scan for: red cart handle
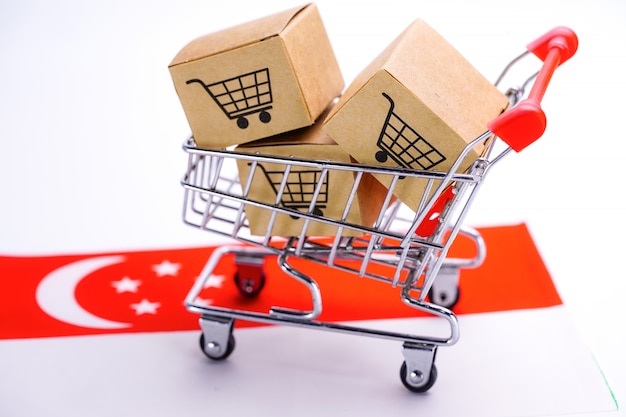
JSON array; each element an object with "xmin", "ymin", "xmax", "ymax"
[{"xmin": 487, "ymin": 27, "xmax": 578, "ymax": 152}]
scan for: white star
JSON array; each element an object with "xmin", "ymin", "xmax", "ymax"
[
  {"xmin": 130, "ymin": 299, "xmax": 161, "ymax": 315},
  {"xmin": 203, "ymin": 274, "xmax": 226, "ymax": 289},
  {"xmin": 152, "ymin": 260, "xmax": 181, "ymax": 277},
  {"xmin": 111, "ymin": 277, "xmax": 141, "ymax": 293}
]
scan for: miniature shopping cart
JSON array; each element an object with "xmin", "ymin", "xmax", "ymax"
[
  {"xmin": 375, "ymin": 92, "xmax": 447, "ymax": 170},
  {"xmin": 255, "ymin": 163, "xmax": 328, "ymax": 217},
  {"xmin": 179, "ymin": 27, "xmax": 577, "ymax": 392},
  {"xmin": 187, "ymin": 68, "xmax": 272, "ymax": 129}
]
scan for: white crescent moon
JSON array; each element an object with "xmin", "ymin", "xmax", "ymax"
[{"xmin": 36, "ymin": 255, "xmax": 132, "ymax": 329}]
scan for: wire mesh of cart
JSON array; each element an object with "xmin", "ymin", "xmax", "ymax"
[
  {"xmin": 179, "ymin": 27, "xmax": 578, "ymax": 393},
  {"xmin": 186, "ymin": 68, "xmax": 273, "ymax": 129}
]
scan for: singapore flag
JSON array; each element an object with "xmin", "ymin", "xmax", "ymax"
[{"xmin": 0, "ymin": 224, "xmax": 617, "ymax": 417}]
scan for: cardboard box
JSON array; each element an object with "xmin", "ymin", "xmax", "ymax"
[
  {"xmin": 235, "ymin": 118, "xmax": 390, "ymax": 237},
  {"xmin": 169, "ymin": 3, "xmax": 344, "ymax": 149},
  {"xmin": 323, "ymin": 19, "xmax": 509, "ymax": 211}
]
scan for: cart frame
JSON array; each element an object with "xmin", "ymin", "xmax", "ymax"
[{"xmin": 178, "ymin": 27, "xmax": 578, "ymax": 392}]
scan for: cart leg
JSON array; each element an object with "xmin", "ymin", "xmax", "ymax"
[
  {"xmin": 400, "ymin": 342, "xmax": 438, "ymax": 392},
  {"xmin": 198, "ymin": 315, "xmax": 236, "ymax": 361},
  {"xmin": 428, "ymin": 265, "xmax": 461, "ymax": 309},
  {"xmin": 269, "ymin": 252, "xmax": 322, "ymax": 320}
]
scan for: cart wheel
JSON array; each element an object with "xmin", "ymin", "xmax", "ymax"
[
  {"xmin": 199, "ymin": 332, "xmax": 236, "ymax": 361},
  {"xmin": 428, "ymin": 286, "xmax": 460, "ymax": 309},
  {"xmin": 259, "ymin": 110, "xmax": 271, "ymax": 124},
  {"xmin": 234, "ymin": 271, "xmax": 266, "ymax": 297},
  {"xmin": 312, "ymin": 206, "xmax": 324, "ymax": 216},
  {"xmin": 237, "ymin": 116, "xmax": 249, "ymax": 129},
  {"xmin": 375, "ymin": 150, "xmax": 388, "ymax": 163},
  {"xmin": 400, "ymin": 362, "xmax": 438, "ymax": 393}
]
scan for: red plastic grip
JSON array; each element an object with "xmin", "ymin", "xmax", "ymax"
[
  {"xmin": 487, "ymin": 27, "xmax": 578, "ymax": 152},
  {"xmin": 415, "ymin": 185, "xmax": 456, "ymax": 237}
]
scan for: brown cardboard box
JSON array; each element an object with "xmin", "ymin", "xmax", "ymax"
[
  {"xmin": 323, "ymin": 19, "xmax": 509, "ymax": 211},
  {"xmin": 235, "ymin": 120, "xmax": 390, "ymax": 237},
  {"xmin": 169, "ymin": 3, "xmax": 344, "ymax": 149}
]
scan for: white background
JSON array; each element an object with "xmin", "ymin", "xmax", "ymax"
[{"xmin": 1, "ymin": 0, "xmax": 625, "ymax": 415}]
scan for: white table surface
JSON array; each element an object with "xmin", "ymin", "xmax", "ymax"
[{"xmin": 1, "ymin": 0, "xmax": 624, "ymax": 415}]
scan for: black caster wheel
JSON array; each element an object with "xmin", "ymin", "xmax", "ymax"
[
  {"xmin": 199, "ymin": 332, "xmax": 236, "ymax": 361},
  {"xmin": 428, "ymin": 286, "xmax": 460, "ymax": 309},
  {"xmin": 234, "ymin": 271, "xmax": 266, "ymax": 298},
  {"xmin": 400, "ymin": 362, "xmax": 438, "ymax": 393}
]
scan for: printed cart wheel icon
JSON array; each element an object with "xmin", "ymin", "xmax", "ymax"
[
  {"xmin": 375, "ymin": 93, "xmax": 446, "ymax": 170},
  {"xmin": 187, "ymin": 68, "xmax": 273, "ymax": 129},
  {"xmin": 254, "ymin": 163, "xmax": 328, "ymax": 218}
]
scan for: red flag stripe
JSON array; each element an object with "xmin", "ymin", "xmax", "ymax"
[{"xmin": 0, "ymin": 223, "xmax": 560, "ymax": 340}]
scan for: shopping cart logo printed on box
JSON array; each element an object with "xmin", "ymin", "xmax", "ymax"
[
  {"xmin": 375, "ymin": 93, "xmax": 446, "ymax": 170},
  {"xmin": 254, "ymin": 163, "xmax": 328, "ymax": 218},
  {"xmin": 187, "ymin": 68, "xmax": 273, "ymax": 129}
]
